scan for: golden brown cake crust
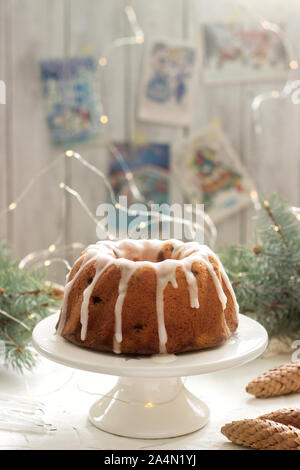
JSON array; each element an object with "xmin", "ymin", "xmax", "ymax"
[{"xmin": 56, "ymin": 240, "xmax": 239, "ymax": 355}]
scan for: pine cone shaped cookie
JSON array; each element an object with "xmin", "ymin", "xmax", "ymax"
[
  {"xmin": 259, "ymin": 408, "xmax": 300, "ymax": 429},
  {"xmin": 246, "ymin": 362, "xmax": 300, "ymax": 398},
  {"xmin": 221, "ymin": 418, "xmax": 300, "ymax": 450}
]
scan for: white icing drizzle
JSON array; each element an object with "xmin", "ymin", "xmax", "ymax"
[
  {"xmin": 151, "ymin": 353, "xmax": 177, "ymax": 363},
  {"xmin": 80, "ymin": 256, "xmax": 111, "ymax": 341},
  {"xmin": 113, "ymin": 261, "xmax": 136, "ymax": 353},
  {"xmin": 155, "ymin": 260, "xmax": 178, "ymax": 353},
  {"xmin": 202, "ymin": 254, "xmax": 227, "ymax": 311},
  {"xmin": 156, "ymin": 280, "xmax": 168, "ymax": 354},
  {"xmin": 57, "ymin": 239, "xmax": 239, "ymax": 354},
  {"xmin": 182, "ymin": 264, "xmax": 199, "ymax": 309},
  {"xmin": 57, "ymin": 248, "xmax": 99, "ymax": 335},
  {"xmin": 215, "ymin": 254, "xmax": 240, "ymax": 316}
]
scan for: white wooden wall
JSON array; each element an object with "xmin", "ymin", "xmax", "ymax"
[{"xmin": 1, "ymin": 0, "xmax": 300, "ymax": 262}]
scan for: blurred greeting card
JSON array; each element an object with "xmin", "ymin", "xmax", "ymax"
[
  {"xmin": 202, "ymin": 23, "xmax": 288, "ymax": 84},
  {"xmin": 40, "ymin": 56, "xmax": 102, "ymax": 146},
  {"xmin": 172, "ymin": 126, "xmax": 255, "ymax": 223},
  {"xmin": 139, "ymin": 38, "xmax": 199, "ymax": 126},
  {"xmin": 108, "ymin": 143, "xmax": 170, "ymax": 206}
]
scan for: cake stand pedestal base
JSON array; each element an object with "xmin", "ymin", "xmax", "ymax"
[
  {"xmin": 89, "ymin": 377, "xmax": 209, "ymax": 438},
  {"xmin": 32, "ymin": 313, "xmax": 268, "ymax": 439}
]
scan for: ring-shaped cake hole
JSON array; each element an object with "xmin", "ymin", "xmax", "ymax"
[{"xmin": 114, "ymin": 239, "xmax": 178, "ymax": 263}]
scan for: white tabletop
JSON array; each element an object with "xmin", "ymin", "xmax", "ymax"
[{"xmin": 0, "ymin": 352, "xmax": 297, "ymax": 450}]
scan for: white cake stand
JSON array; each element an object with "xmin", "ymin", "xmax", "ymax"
[{"xmin": 32, "ymin": 313, "xmax": 268, "ymax": 439}]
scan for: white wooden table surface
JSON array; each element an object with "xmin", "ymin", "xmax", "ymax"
[{"xmin": 0, "ymin": 352, "xmax": 297, "ymax": 450}]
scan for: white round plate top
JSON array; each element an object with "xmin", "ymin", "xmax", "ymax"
[{"xmin": 32, "ymin": 313, "xmax": 268, "ymax": 378}]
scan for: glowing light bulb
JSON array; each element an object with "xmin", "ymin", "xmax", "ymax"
[
  {"xmin": 48, "ymin": 244, "xmax": 56, "ymax": 253},
  {"xmin": 136, "ymin": 35, "xmax": 144, "ymax": 44},
  {"xmin": 59, "ymin": 182, "xmax": 65, "ymax": 189},
  {"xmin": 290, "ymin": 60, "xmax": 299, "ymax": 70},
  {"xmin": 44, "ymin": 259, "xmax": 51, "ymax": 267},
  {"xmin": 65, "ymin": 149, "xmax": 74, "ymax": 158},
  {"xmin": 100, "ymin": 115, "xmax": 108, "ymax": 124},
  {"xmin": 261, "ymin": 20, "xmax": 271, "ymax": 30},
  {"xmin": 272, "ymin": 90, "xmax": 280, "ymax": 98},
  {"xmin": 139, "ymin": 221, "xmax": 146, "ymax": 229},
  {"xmin": 8, "ymin": 202, "xmax": 17, "ymax": 211},
  {"xmin": 145, "ymin": 402, "xmax": 153, "ymax": 408},
  {"xmin": 98, "ymin": 57, "xmax": 107, "ymax": 67},
  {"xmin": 274, "ymin": 225, "xmax": 279, "ymax": 232}
]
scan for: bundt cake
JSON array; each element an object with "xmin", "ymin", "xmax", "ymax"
[{"xmin": 56, "ymin": 239, "xmax": 239, "ymax": 355}]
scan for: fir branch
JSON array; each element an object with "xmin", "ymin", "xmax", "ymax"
[
  {"xmin": 0, "ymin": 308, "xmax": 31, "ymax": 331},
  {"xmin": 0, "ymin": 243, "xmax": 62, "ymax": 373},
  {"xmin": 263, "ymin": 200, "xmax": 288, "ymax": 247},
  {"xmin": 219, "ymin": 195, "xmax": 300, "ymax": 338}
]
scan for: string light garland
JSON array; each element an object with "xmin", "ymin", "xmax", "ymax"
[
  {"xmin": 249, "ymin": 14, "xmax": 300, "ymax": 134},
  {"xmin": 7, "ymin": 4, "xmax": 291, "ymax": 271},
  {"xmin": 0, "ymin": 155, "xmax": 62, "ymax": 218},
  {"xmin": 223, "ymin": 4, "xmax": 300, "ymax": 134},
  {"xmin": 97, "ymin": 5, "xmax": 147, "ymax": 205},
  {"xmin": 2, "ymin": 0, "xmax": 218, "ymax": 272},
  {"xmin": 12, "ymin": 142, "xmax": 217, "ymax": 270},
  {"xmin": 1, "ymin": 5, "xmax": 149, "ymax": 270},
  {"xmin": 7, "ymin": 140, "xmax": 216, "ymax": 271},
  {"xmin": 18, "ymin": 242, "xmax": 84, "ymax": 271},
  {"xmin": 98, "ymin": 4, "xmax": 144, "ymax": 71},
  {"xmin": 8, "ymin": 3, "xmax": 282, "ymax": 263},
  {"xmin": 1, "ymin": 4, "xmax": 152, "ymax": 271},
  {"xmin": 5, "ymin": 6, "xmax": 145, "ymax": 224},
  {"xmin": 60, "ymin": 149, "xmax": 216, "ymax": 244}
]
